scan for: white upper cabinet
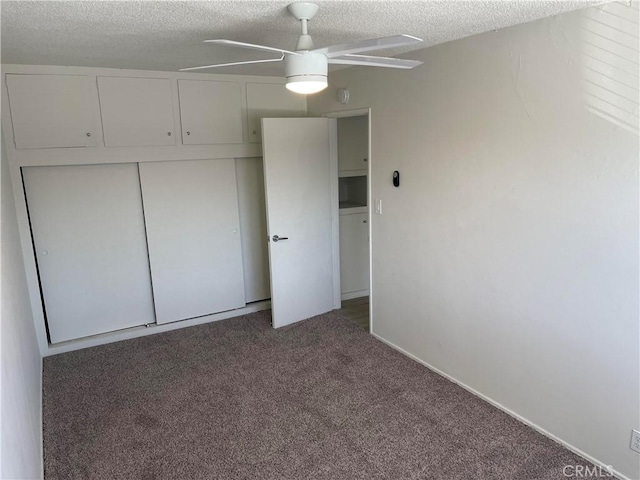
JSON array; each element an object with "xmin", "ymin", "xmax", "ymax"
[
  {"xmin": 97, "ymin": 76, "xmax": 176, "ymax": 147},
  {"xmin": 6, "ymin": 74, "xmax": 97, "ymax": 149},
  {"xmin": 246, "ymin": 83, "xmax": 306, "ymax": 143},
  {"xmin": 337, "ymin": 115, "xmax": 368, "ymax": 174},
  {"xmin": 178, "ymin": 80, "xmax": 244, "ymax": 145}
]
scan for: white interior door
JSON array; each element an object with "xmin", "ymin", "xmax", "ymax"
[
  {"xmin": 261, "ymin": 117, "xmax": 339, "ymax": 328},
  {"xmin": 138, "ymin": 159, "xmax": 246, "ymax": 324},
  {"xmin": 22, "ymin": 163, "xmax": 156, "ymax": 343}
]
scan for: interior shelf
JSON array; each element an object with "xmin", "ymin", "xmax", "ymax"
[
  {"xmin": 339, "ymin": 175, "xmax": 367, "ymax": 210},
  {"xmin": 339, "ymin": 169, "xmax": 367, "ymax": 178},
  {"xmin": 339, "ymin": 200, "xmax": 367, "ymax": 209},
  {"xmin": 339, "ymin": 205, "xmax": 368, "ymax": 215}
]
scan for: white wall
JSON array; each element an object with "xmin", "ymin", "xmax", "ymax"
[
  {"xmin": 310, "ymin": 3, "xmax": 639, "ymax": 479},
  {"xmin": 1, "ymin": 130, "xmax": 43, "ymax": 478}
]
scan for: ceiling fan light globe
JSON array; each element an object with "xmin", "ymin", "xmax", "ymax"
[
  {"xmin": 286, "ymin": 77, "xmax": 328, "ymax": 94},
  {"xmin": 285, "ymin": 52, "xmax": 328, "ymax": 94}
]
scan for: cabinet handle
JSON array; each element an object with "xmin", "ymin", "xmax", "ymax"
[
  {"xmin": 86, "ymin": 132, "xmax": 91, "ymax": 137},
  {"xmin": 363, "ymin": 158, "xmax": 368, "ymax": 162},
  {"xmin": 167, "ymin": 132, "xmax": 172, "ymax": 136},
  {"xmin": 186, "ymin": 131, "xmax": 191, "ymax": 136},
  {"xmin": 252, "ymin": 130, "xmax": 257, "ymax": 135}
]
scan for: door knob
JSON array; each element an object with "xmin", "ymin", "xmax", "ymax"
[{"xmin": 272, "ymin": 235, "xmax": 289, "ymax": 242}]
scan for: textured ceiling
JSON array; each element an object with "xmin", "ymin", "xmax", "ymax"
[{"xmin": 1, "ymin": 1, "xmax": 598, "ymax": 76}]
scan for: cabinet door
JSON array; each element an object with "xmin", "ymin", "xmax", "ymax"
[
  {"xmin": 97, "ymin": 76, "xmax": 175, "ymax": 146},
  {"xmin": 22, "ymin": 164, "xmax": 155, "ymax": 343},
  {"xmin": 339, "ymin": 212, "xmax": 370, "ymax": 295},
  {"xmin": 139, "ymin": 159, "xmax": 246, "ymax": 324},
  {"xmin": 337, "ymin": 115, "xmax": 368, "ymax": 173},
  {"xmin": 6, "ymin": 74, "xmax": 97, "ymax": 149},
  {"xmin": 178, "ymin": 80, "xmax": 243, "ymax": 145},
  {"xmin": 246, "ymin": 83, "xmax": 306, "ymax": 143},
  {"xmin": 236, "ymin": 157, "xmax": 270, "ymax": 303}
]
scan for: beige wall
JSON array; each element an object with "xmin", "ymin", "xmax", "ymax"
[
  {"xmin": 310, "ymin": 3, "xmax": 639, "ymax": 478},
  {"xmin": 1, "ymin": 130, "xmax": 43, "ymax": 477}
]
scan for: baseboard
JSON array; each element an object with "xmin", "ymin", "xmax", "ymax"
[
  {"xmin": 39, "ymin": 355, "xmax": 44, "ymax": 479},
  {"xmin": 44, "ymin": 301, "xmax": 271, "ymax": 356},
  {"xmin": 341, "ymin": 289, "xmax": 369, "ymax": 301},
  {"xmin": 371, "ymin": 332, "xmax": 632, "ymax": 480}
]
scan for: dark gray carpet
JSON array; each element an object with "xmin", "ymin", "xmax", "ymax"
[{"xmin": 44, "ymin": 310, "xmax": 596, "ymax": 479}]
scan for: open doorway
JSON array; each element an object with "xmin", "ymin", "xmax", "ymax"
[{"xmin": 326, "ymin": 109, "xmax": 371, "ymax": 331}]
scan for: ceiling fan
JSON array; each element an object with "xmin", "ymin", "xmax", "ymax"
[{"xmin": 180, "ymin": 2, "xmax": 424, "ymax": 94}]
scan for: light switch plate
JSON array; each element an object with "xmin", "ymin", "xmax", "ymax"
[
  {"xmin": 631, "ymin": 429, "xmax": 640, "ymax": 454},
  {"xmin": 374, "ymin": 199, "xmax": 382, "ymax": 215}
]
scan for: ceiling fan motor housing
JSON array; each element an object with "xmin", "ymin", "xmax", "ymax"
[{"xmin": 285, "ymin": 52, "xmax": 327, "ymax": 84}]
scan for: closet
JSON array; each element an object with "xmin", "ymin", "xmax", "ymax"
[
  {"xmin": 23, "ymin": 158, "xmax": 265, "ymax": 342},
  {"xmin": 22, "ymin": 164, "xmax": 156, "ymax": 343},
  {"xmin": 337, "ymin": 115, "xmax": 370, "ymax": 300},
  {"xmin": 4, "ymin": 67, "xmax": 306, "ymax": 347},
  {"xmin": 138, "ymin": 159, "xmax": 246, "ymax": 324}
]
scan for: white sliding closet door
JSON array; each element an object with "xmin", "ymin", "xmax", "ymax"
[
  {"xmin": 139, "ymin": 159, "xmax": 245, "ymax": 324},
  {"xmin": 236, "ymin": 157, "xmax": 270, "ymax": 303},
  {"xmin": 23, "ymin": 163, "xmax": 156, "ymax": 343}
]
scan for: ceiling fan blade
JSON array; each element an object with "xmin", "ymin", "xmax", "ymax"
[
  {"xmin": 312, "ymin": 34, "xmax": 423, "ymax": 58},
  {"xmin": 180, "ymin": 55, "xmax": 284, "ymax": 72},
  {"xmin": 328, "ymin": 54, "xmax": 422, "ymax": 69},
  {"xmin": 204, "ymin": 39, "xmax": 302, "ymax": 56}
]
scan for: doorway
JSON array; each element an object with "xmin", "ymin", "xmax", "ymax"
[
  {"xmin": 326, "ymin": 109, "xmax": 371, "ymax": 331},
  {"xmin": 261, "ymin": 118, "xmax": 340, "ymax": 328},
  {"xmin": 259, "ymin": 111, "xmax": 371, "ymax": 332}
]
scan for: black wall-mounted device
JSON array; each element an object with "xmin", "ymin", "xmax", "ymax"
[{"xmin": 393, "ymin": 170, "xmax": 400, "ymax": 187}]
